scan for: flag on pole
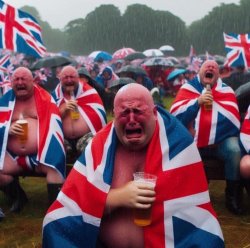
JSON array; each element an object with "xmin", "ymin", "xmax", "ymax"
[
  {"xmin": 0, "ymin": 53, "xmax": 12, "ymax": 73},
  {"xmin": 0, "ymin": 0, "xmax": 46, "ymax": 58},
  {"xmin": 223, "ymin": 33, "xmax": 250, "ymax": 68},
  {"xmin": 188, "ymin": 45, "xmax": 197, "ymax": 64}
]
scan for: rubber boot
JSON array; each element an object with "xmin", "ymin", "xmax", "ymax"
[
  {"xmin": 0, "ymin": 177, "xmax": 28, "ymax": 213},
  {"xmin": 225, "ymin": 180, "xmax": 244, "ymax": 215},
  {"xmin": 0, "ymin": 208, "xmax": 4, "ymax": 221},
  {"xmin": 47, "ymin": 183, "xmax": 63, "ymax": 207},
  {"xmin": 241, "ymin": 178, "xmax": 250, "ymax": 197}
]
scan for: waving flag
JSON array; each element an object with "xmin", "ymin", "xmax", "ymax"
[
  {"xmin": 170, "ymin": 77, "xmax": 240, "ymax": 147},
  {"xmin": 223, "ymin": 33, "xmax": 250, "ymax": 68},
  {"xmin": 0, "ymin": 0, "xmax": 46, "ymax": 58},
  {"xmin": 43, "ymin": 106, "xmax": 224, "ymax": 247},
  {"xmin": 0, "ymin": 54, "xmax": 10, "ymax": 72}
]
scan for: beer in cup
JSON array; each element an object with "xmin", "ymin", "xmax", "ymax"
[
  {"xmin": 133, "ymin": 172, "xmax": 157, "ymax": 226},
  {"xmin": 70, "ymin": 107, "xmax": 80, "ymax": 120},
  {"xmin": 16, "ymin": 119, "xmax": 28, "ymax": 143},
  {"xmin": 70, "ymin": 91, "xmax": 80, "ymax": 120},
  {"xmin": 204, "ymin": 84, "xmax": 213, "ymax": 111}
]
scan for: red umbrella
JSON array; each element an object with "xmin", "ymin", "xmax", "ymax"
[{"xmin": 112, "ymin": 47, "xmax": 135, "ymax": 60}]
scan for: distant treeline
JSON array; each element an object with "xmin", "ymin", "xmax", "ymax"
[{"xmin": 22, "ymin": 0, "xmax": 250, "ymax": 56}]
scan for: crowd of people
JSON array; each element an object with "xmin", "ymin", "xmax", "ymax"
[{"xmin": 0, "ymin": 53, "xmax": 250, "ymax": 247}]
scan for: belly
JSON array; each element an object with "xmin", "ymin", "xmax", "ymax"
[
  {"xmin": 99, "ymin": 208, "xmax": 144, "ymax": 248},
  {"xmin": 63, "ymin": 115, "xmax": 91, "ymax": 139},
  {"xmin": 7, "ymin": 118, "xmax": 38, "ymax": 155}
]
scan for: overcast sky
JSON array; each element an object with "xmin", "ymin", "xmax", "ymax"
[{"xmin": 4, "ymin": 0, "xmax": 240, "ymax": 29}]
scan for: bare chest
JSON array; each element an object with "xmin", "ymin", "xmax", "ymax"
[
  {"xmin": 111, "ymin": 146, "xmax": 147, "ymax": 188},
  {"xmin": 12, "ymin": 99, "xmax": 37, "ymax": 121}
]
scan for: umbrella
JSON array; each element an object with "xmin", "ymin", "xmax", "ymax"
[
  {"xmin": 112, "ymin": 47, "xmax": 135, "ymax": 60},
  {"xmin": 88, "ymin": 51, "xmax": 112, "ymax": 62},
  {"xmin": 143, "ymin": 49, "xmax": 164, "ymax": 57},
  {"xmin": 107, "ymin": 77, "xmax": 135, "ymax": 91},
  {"xmin": 166, "ymin": 56, "xmax": 180, "ymax": 65},
  {"xmin": 116, "ymin": 65, "xmax": 147, "ymax": 76},
  {"xmin": 159, "ymin": 45, "xmax": 175, "ymax": 52},
  {"xmin": 124, "ymin": 52, "xmax": 146, "ymax": 61},
  {"xmin": 167, "ymin": 69, "xmax": 187, "ymax": 81},
  {"xmin": 214, "ymin": 55, "xmax": 226, "ymax": 65},
  {"xmin": 235, "ymin": 81, "xmax": 250, "ymax": 114},
  {"xmin": 142, "ymin": 57, "xmax": 174, "ymax": 67},
  {"xmin": 31, "ymin": 55, "xmax": 73, "ymax": 70}
]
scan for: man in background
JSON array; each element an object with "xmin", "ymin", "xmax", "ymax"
[
  {"xmin": 52, "ymin": 65, "xmax": 106, "ymax": 160},
  {"xmin": 170, "ymin": 60, "xmax": 243, "ymax": 215},
  {"xmin": 0, "ymin": 67, "xmax": 65, "ymax": 213}
]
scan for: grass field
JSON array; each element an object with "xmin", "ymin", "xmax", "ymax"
[
  {"xmin": 1, "ymin": 97, "xmax": 250, "ymax": 247},
  {"xmin": 1, "ymin": 179, "xmax": 250, "ymax": 247}
]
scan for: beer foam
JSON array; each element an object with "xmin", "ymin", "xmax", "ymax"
[{"xmin": 16, "ymin": 119, "xmax": 28, "ymax": 124}]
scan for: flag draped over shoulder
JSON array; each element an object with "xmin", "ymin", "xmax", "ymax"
[
  {"xmin": 0, "ymin": 85, "xmax": 66, "ymax": 178},
  {"xmin": 0, "ymin": 0, "xmax": 46, "ymax": 58},
  {"xmin": 240, "ymin": 105, "xmax": 250, "ymax": 154},
  {"xmin": 42, "ymin": 106, "xmax": 224, "ymax": 248},
  {"xmin": 170, "ymin": 76, "xmax": 240, "ymax": 147},
  {"xmin": 223, "ymin": 33, "xmax": 250, "ymax": 68},
  {"xmin": 52, "ymin": 82, "xmax": 107, "ymax": 134}
]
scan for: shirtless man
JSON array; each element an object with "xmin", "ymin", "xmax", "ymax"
[
  {"xmin": 43, "ymin": 83, "xmax": 224, "ymax": 248},
  {"xmin": 0, "ymin": 67, "xmax": 65, "ymax": 212},
  {"xmin": 97, "ymin": 84, "xmax": 157, "ymax": 247},
  {"xmin": 52, "ymin": 65, "xmax": 106, "ymax": 158},
  {"xmin": 170, "ymin": 60, "xmax": 243, "ymax": 215}
]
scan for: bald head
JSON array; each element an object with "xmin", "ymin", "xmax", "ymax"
[
  {"xmin": 12, "ymin": 67, "xmax": 33, "ymax": 80},
  {"xmin": 59, "ymin": 65, "xmax": 78, "ymax": 79},
  {"xmin": 114, "ymin": 83, "xmax": 155, "ymax": 113},
  {"xmin": 11, "ymin": 67, "xmax": 34, "ymax": 100},
  {"xmin": 59, "ymin": 65, "xmax": 79, "ymax": 93},
  {"xmin": 113, "ymin": 83, "xmax": 157, "ymax": 151}
]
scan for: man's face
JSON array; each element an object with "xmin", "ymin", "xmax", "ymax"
[
  {"xmin": 11, "ymin": 68, "xmax": 34, "ymax": 100},
  {"xmin": 199, "ymin": 60, "xmax": 219, "ymax": 87},
  {"xmin": 60, "ymin": 67, "xmax": 79, "ymax": 93},
  {"xmin": 114, "ymin": 92, "xmax": 157, "ymax": 151}
]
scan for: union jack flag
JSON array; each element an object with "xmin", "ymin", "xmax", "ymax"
[
  {"xmin": 170, "ymin": 77, "xmax": 240, "ymax": 147},
  {"xmin": 0, "ymin": 0, "xmax": 46, "ymax": 58},
  {"xmin": 240, "ymin": 105, "xmax": 250, "ymax": 154},
  {"xmin": 0, "ymin": 86, "xmax": 66, "ymax": 177},
  {"xmin": 42, "ymin": 107, "xmax": 224, "ymax": 247},
  {"xmin": 0, "ymin": 53, "xmax": 13, "ymax": 73},
  {"xmin": 52, "ymin": 81, "xmax": 107, "ymax": 134},
  {"xmin": 223, "ymin": 33, "xmax": 250, "ymax": 68}
]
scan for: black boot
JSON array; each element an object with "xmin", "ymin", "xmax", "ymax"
[
  {"xmin": 0, "ymin": 208, "xmax": 4, "ymax": 221},
  {"xmin": 242, "ymin": 178, "xmax": 250, "ymax": 197},
  {"xmin": 0, "ymin": 177, "xmax": 28, "ymax": 213},
  {"xmin": 47, "ymin": 183, "xmax": 63, "ymax": 207},
  {"xmin": 225, "ymin": 180, "xmax": 244, "ymax": 215}
]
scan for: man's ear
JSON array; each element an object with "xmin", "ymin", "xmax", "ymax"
[{"xmin": 153, "ymin": 106, "xmax": 157, "ymax": 117}]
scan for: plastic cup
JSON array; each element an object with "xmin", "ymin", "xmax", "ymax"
[
  {"xmin": 204, "ymin": 102, "xmax": 213, "ymax": 111},
  {"xmin": 70, "ymin": 108, "xmax": 80, "ymax": 120},
  {"xmin": 133, "ymin": 172, "xmax": 157, "ymax": 226},
  {"xmin": 16, "ymin": 119, "xmax": 28, "ymax": 143}
]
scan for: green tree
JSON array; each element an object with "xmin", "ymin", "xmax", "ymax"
[{"xmin": 84, "ymin": 5, "xmax": 122, "ymax": 53}]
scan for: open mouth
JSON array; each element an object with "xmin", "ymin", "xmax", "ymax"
[
  {"xmin": 125, "ymin": 128, "xmax": 142, "ymax": 138},
  {"xmin": 16, "ymin": 86, "xmax": 27, "ymax": 91},
  {"xmin": 205, "ymin": 72, "xmax": 213, "ymax": 79}
]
